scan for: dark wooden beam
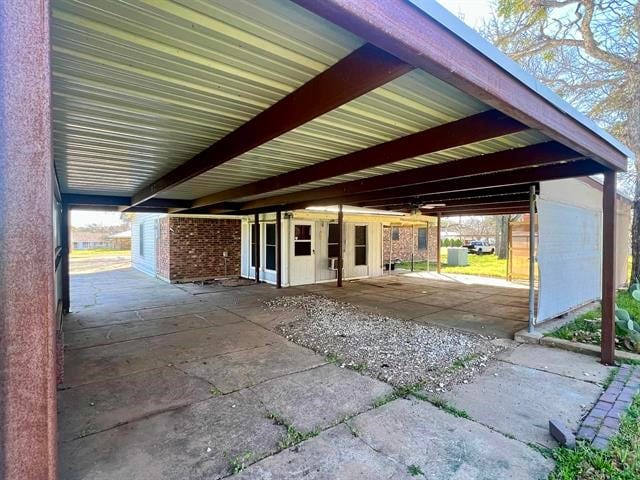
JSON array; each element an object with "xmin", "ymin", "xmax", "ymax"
[
  {"xmin": 250, "ymin": 160, "xmax": 603, "ymax": 214},
  {"xmin": 61, "ymin": 205, "xmax": 70, "ymax": 314},
  {"xmin": 601, "ymin": 170, "xmax": 616, "ymax": 365},
  {"xmin": 436, "ymin": 214, "xmax": 441, "ymax": 273},
  {"xmin": 423, "ymin": 204, "xmax": 531, "ymax": 216},
  {"xmin": 131, "ymin": 43, "xmax": 413, "ymax": 206},
  {"xmin": 337, "ymin": 204, "xmax": 344, "ymax": 287},
  {"xmin": 293, "ymin": 0, "xmax": 628, "ymax": 170},
  {"xmin": 254, "ymin": 213, "xmax": 260, "ymax": 283},
  {"xmin": 423, "ymin": 200, "xmax": 531, "ymax": 212},
  {"xmin": 62, "ymin": 194, "xmax": 190, "ymax": 210},
  {"xmin": 355, "ymin": 185, "xmax": 536, "ymax": 208},
  {"xmin": 276, "ymin": 210, "xmax": 282, "ymax": 289},
  {"xmin": 417, "ymin": 194, "xmax": 531, "ymax": 209},
  {"xmin": 238, "ymin": 142, "xmax": 582, "ymax": 210},
  {"xmin": 185, "ymin": 110, "xmax": 526, "ymax": 210}
]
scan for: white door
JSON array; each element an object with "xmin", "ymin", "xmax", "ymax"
[
  {"xmin": 290, "ymin": 221, "xmax": 315, "ymax": 285},
  {"xmin": 350, "ymin": 224, "xmax": 369, "ymax": 278}
]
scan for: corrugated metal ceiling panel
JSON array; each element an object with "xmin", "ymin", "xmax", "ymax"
[
  {"xmin": 53, "ymin": 0, "xmax": 550, "ymax": 204},
  {"xmin": 160, "ymin": 68, "xmax": 492, "ymax": 200},
  {"xmin": 52, "ymin": 0, "xmax": 362, "ymax": 195},
  {"xmin": 232, "ymin": 130, "xmax": 549, "ymax": 202}
]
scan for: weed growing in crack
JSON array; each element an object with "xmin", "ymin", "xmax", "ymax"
[
  {"xmin": 407, "ymin": 464, "xmax": 425, "ymax": 476},
  {"xmin": 372, "ymin": 383, "xmax": 425, "ymax": 408},
  {"xmin": 267, "ymin": 412, "xmax": 319, "ymax": 449},
  {"xmin": 428, "ymin": 397, "xmax": 471, "ymax": 419},
  {"xmin": 227, "ymin": 451, "xmax": 252, "ymax": 474},
  {"xmin": 210, "ymin": 386, "xmax": 222, "ymax": 396},
  {"xmin": 346, "ymin": 422, "xmax": 359, "ymax": 437},
  {"xmin": 325, "ymin": 352, "xmax": 341, "ymax": 364},
  {"xmin": 527, "ymin": 442, "xmax": 554, "ymax": 459},
  {"xmin": 602, "ymin": 367, "xmax": 619, "ymax": 389}
]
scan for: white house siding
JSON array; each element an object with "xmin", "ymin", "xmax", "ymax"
[
  {"xmin": 241, "ymin": 213, "xmax": 388, "ymax": 287},
  {"xmin": 132, "ymin": 214, "xmax": 161, "ymax": 277}
]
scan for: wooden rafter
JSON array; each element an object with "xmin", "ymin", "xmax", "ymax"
[
  {"xmin": 293, "ymin": 0, "xmax": 628, "ymax": 170},
  {"xmin": 182, "ymin": 109, "xmax": 527, "ymax": 211},
  {"xmin": 130, "ymin": 43, "xmax": 413, "ymax": 206},
  {"xmin": 220, "ymin": 159, "xmax": 604, "ymax": 215},
  {"xmin": 235, "ymin": 142, "xmax": 582, "ymax": 210}
]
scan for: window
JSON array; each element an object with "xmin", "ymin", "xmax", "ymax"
[
  {"xmin": 328, "ymin": 223, "xmax": 340, "ymax": 258},
  {"xmin": 294, "ymin": 224, "xmax": 312, "ymax": 256},
  {"xmin": 250, "ymin": 224, "xmax": 256, "ymax": 267},
  {"xmin": 392, "ymin": 227, "xmax": 399, "ymax": 240},
  {"xmin": 139, "ymin": 224, "xmax": 144, "ymax": 256},
  {"xmin": 265, "ymin": 223, "xmax": 276, "ymax": 270},
  {"xmin": 355, "ymin": 225, "xmax": 367, "ymax": 266},
  {"xmin": 418, "ymin": 227, "xmax": 427, "ymax": 250}
]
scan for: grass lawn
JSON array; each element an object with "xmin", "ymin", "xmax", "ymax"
[
  {"xmin": 549, "ymin": 392, "xmax": 640, "ymax": 480},
  {"xmin": 548, "ymin": 290, "xmax": 640, "ymax": 353},
  {"xmin": 70, "ymin": 249, "xmax": 130, "ymax": 258},
  {"xmin": 398, "ymin": 250, "xmax": 508, "ymax": 279}
]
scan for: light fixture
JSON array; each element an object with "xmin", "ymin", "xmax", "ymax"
[{"xmin": 420, "ymin": 203, "xmax": 446, "ymax": 209}]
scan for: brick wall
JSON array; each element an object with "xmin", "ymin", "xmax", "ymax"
[
  {"xmin": 382, "ymin": 225, "xmax": 437, "ymax": 263},
  {"xmin": 168, "ymin": 217, "xmax": 241, "ymax": 282},
  {"xmin": 156, "ymin": 216, "xmax": 171, "ymax": 281}
]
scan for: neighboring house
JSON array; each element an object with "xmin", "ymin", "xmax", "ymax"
[
  {"xmin": 132, "ymin": 208, "xmax": 432, "ymax": 285},
  {"xmin": 70, "ymin": 231, "xmax": 109, "ymax": 251},
  {"xmin": 108, "ymin": 230, "xmax": 131, "ymax": 250}
]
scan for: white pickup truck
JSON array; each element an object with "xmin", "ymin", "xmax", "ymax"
[{"xmin": 464, "ymin": 241, "xmax": 495, "ymax": 255}]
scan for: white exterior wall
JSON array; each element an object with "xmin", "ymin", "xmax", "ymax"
[
  {"xmin": 240, "ymin": 214, "xmax": 388, "ymax": 287},
  {"xmin": 536, "ymin": 178, "xmax": 632, "ymax": 323},
  {"xmin": 132, "ymin": 214, "xmax": 161, "ymax": 277}
]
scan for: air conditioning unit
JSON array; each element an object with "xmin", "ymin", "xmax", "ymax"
[{"xmin": 328, "ymin": 258, "xmax": 338, "ymax": 270}]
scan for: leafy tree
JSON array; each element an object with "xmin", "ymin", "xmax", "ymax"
[{"xmin": 484, "ymin": 0, "xmax": 639, "ymax": 281}]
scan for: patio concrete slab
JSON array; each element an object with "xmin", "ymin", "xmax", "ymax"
[
  {"xmin": 379, "ymin": 299, "xmax": 444, "ymax": 320},
  {"xmin": 250, "ymin": 364, "xmax": 393, "ymax": 432},
  {"xmin": 234, "ymin": 423, "xmax": 405, "ymax": 480},
  {"xmin": 350, "ymin": 398, "xmax": 554, "ymax": 480},
  {"xmin": 409, "ymin": 292, "xmax": 484, "ymax": 309},
  {"xmin": 498, "ymin": 343, "xmax": 612, "ymax": 383},
  {"xmin": 59, "ymin": 390, "xmax": 283, "ymax": 480},
  {"xmin": 413, "ymin": 308, "xmax": 525, "ymax": 338},
  {"xmin": 64, "ymin": 321, "xmax": 284, "ymax": 386},
  {"xmin": 439, "ymin": 360, "xmax": 603, "ymax": 446},
  {"xmin": 455, "ymin": 300, "xmax": 529, "ymax": 321},
  {"xmin": 58, "ymin": 367, "xmax": 213, "ymax": 441},
  {"xmin": 180, "ymin": 342, "xmax": 326, "ymax": 394},
  {"xmin": 64, "ymin": 313, "xmax": 225, "ymax": 350}
]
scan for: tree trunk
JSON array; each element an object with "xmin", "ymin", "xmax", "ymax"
[
  {"xmin": 497, "ymin": 216, "xmax": 509, "ymax": 259},
  {"xmin": 631, "ymin": 154, "xmax": 640, "ymax": 283},
  {"xmin": 629, "ymin": 74, "xmax": 640, "ymax": 284}
]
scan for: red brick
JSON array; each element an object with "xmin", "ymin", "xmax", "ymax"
[{"xmin": 157, "ymin": 217, "xmax": 241, "ymax": 282}]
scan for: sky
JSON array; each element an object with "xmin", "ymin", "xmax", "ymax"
[
  {"xmin": 72, "ymin": 210, "xmax": 126, "ymax": 227},
  {"xmin": 71, "ymin": 0, "xmax": 494, "ymax": 228},
  {"xmin": 436, "ymin": 0, "xmax": 493, "ymax": 28}
]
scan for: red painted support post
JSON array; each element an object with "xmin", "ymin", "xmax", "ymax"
[
  {"xmin": 254, "ymin": 213, "xmax": 260, "ymax": 283},
  {"xmin": 337, "ymin": 204, "xmax": 344, "ymax": 287},
  {"xmin": 601, "ymin": 171, "xmax": 617, "ymax": 365},
  {"xmin": 62, "ymin": 205, "xmax": 71, "ymax": 313},
  {"xmin": 0, "ymin": 0, "xmax": 58, "ymax": 477},
  {"xmin": 276, "ymin": 210, "xmax": 282, "ymax": 288},
  {"xmin": 436, "ymin": 214, "xmax": 442, "ymax": 273}
]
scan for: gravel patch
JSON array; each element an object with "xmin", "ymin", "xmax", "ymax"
[{"xmin": 266, "ymin": 295, "xmax": 507, "ymax": 391}]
